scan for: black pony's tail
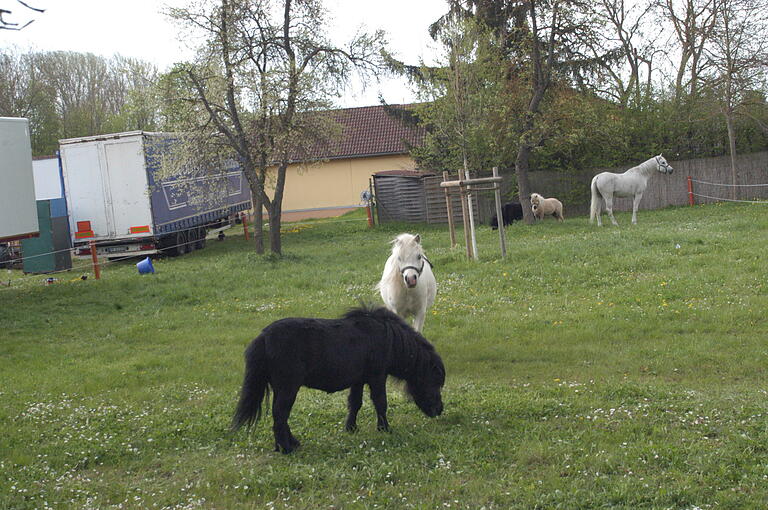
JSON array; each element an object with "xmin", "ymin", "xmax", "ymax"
[{"xmin": 231, "ymin": 335, "xmax": 270, "ymax": 431}]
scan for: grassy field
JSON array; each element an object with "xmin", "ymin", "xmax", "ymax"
[{"xmin": 1, "ymin": 203, "xmax": 767, "ymax": 509}]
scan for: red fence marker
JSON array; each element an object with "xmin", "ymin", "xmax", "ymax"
[
  {"xmin": 687, "ymin": 175, "xmax": 694, "ymax": 206},
  {"xmin": 89, "ymin": 240, "xmax": 101, "ymax": 280}
]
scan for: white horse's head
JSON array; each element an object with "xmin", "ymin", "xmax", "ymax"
[
  {"xmin": 655, "ymin": 154, "xmax": 674, "ymax": 174},
  {"xmin": 391, "ymin": 233, "xmax": 427, "ymax": 289},
  {"xmin": 530, "ymin": 193, "xmax": 542, "ymax": 206}
]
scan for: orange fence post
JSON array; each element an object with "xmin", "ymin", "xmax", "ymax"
[
  {"xmin": 241, "ymin": 213, "xmax": 250, "ymax": 241},
  {"xmin": 89, "ymin": 240, "xmax": 101, "ymax": 280},
  {"xmin": 687, "ymin": 175, "xmax": 694, "ymax": 206}
]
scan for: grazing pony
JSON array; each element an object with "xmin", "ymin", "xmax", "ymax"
[
  {"xmin": 590, "ymin": 154, "xmax": 674, "ymax": 226},
  {"xmin": 231, "ymin": 306, "xmax": 446, "ymax": 454},
  {"xmin": 377, "ymin": 233, "xmax": 436, "ymax": 332},
  {"xmin": 530, "ymin": 193, "xmax": 564, "ymax": 221},
  {"xmin": 491, "ymin": 202, "xmax": 524, "ymax": 229}
]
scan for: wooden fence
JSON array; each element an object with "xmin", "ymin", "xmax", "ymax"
[
  {"xmin": 529, "ymin": 151, "xmax": 768, "ymax": 216},
  {"xmin": 374, "ymin": 172, "xmax": 478, "ymax": 225}
]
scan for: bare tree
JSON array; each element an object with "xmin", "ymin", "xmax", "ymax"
[
  {"xmin": 657, "ymin": 0, "xmax": 721, "ymax": 103},
  {"xmin": 0, "ymin": 48, "xmax": 38, "ymax": 116},
  {"xmin": 163, "ymin": 0, "xmax": 385, "ymax": 255},
  {"xmin": 701, "ymin": 0, "xmax": 768, "ymax": 198},
  {"xmin": 511, "ymin": 0, "xmax": 599, "ymax": 223},
  {"xmin": 578, "ymin": 0, "xmax": 658, "ymax": 108},
  {"xmin": 0, "ymin": 48, "xmax": 59, "ymax": 153},
  {"xmin": 2, "ymin": 48, "xmax": 161, "ymax": 154},
  {"xmin": 35, "ymin": 52, "xmax": 126, "ymax": 137}
]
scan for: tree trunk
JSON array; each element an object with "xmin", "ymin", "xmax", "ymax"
[
  {"xmin": 674, "ymin": 50, "xmax": 691, "ymax": 104},
  {"xmin": 264, "ymin": 163, "xmax": 289, "ymax": 256},
  {"xmin": 268, "ymin": 202, "xmax": 282, "ymax": 255},
  {"xmin": 725, "ymin": 112, "xmax": 738, "ymax": 201},
  {"xmin": 243, "ymin": 159, "xmax": 264, "ymax": 254},
  {"xmin": 512, "ymin": 0, "xmax": 553, "ymax": 225},
  {"xmin": 515, "ymin": 143, "xmax": 535, "ymax": 224},
  {"xmin": 248, "ymin": 179, "xmax": 265, "ymax": 254}
]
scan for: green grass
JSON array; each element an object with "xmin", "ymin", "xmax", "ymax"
[{"xmin": 2, "ymin": 203, "xmax": 768, "ymax": 509}]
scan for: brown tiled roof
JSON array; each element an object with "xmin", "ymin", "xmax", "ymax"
[{"xmin": 313, "ymin": 104, "xmax": 425, "ymax": 160}]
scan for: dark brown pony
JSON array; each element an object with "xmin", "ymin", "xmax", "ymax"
[{"xmin": 232, "ymin": 305, "xmax": 445, "ymax": 453}]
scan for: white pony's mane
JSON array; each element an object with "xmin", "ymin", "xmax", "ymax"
[{"xmin": 629, "ymin": 155, "xmax": 664, "ymax": 177}]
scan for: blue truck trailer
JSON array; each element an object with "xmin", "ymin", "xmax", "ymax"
[{"xmin": 59, "ymin": 131, "xmax": 251, "ymax": 258}]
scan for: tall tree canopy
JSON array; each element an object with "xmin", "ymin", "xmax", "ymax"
[
  {"xmin": 0, "ymin": 48, "xmax": 159, "ymax": 155},
  {"xmin": 400, "ymin": 0, "xmax": 768, "ymax": 219}
]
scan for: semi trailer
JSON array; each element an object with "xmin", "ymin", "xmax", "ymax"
[{"xmin": 59, "ymin": 131, "xmax": 251, "ymax": 258}]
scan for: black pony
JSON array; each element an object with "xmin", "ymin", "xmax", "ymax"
[
  {"xmin": 491, "ymin": 202, "xmax": 523, "ymax": 229},
  {"xmin": 231, "ymin": 305, "xmax": 446, "ymax": 453}
]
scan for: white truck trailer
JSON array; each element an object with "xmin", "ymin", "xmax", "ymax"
[
  {"xmin": 59, "ymin": 131, "xmax": 251, "ymax": 258},
  {"xmin": 0, "ymin": 117, "xmax": 39, "ymax": 243}
]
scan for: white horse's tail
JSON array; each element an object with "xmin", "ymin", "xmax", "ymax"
[{"xmin": 589, "ymin": 176, "xmax": 601, "ymax": 224}]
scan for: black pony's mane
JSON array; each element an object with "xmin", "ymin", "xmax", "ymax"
[
  {"xmin": 342, "ymin": 303, "xmax": 401, "ymax": 323},
  {"xmin": 342, "ymin": 304, "xmax": 435, "ymax": 350},
  {"xmin": 342, "ymin": 305, "xmax": 440, "ymax": 383},
  {"xmin": 341, "ymin": 304, "xmax": 432, "ymax": 336}
]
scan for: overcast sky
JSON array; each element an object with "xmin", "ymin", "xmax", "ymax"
[{"xmin": 0, "ymin": 0, "xmax": 447, "ymax": 108}]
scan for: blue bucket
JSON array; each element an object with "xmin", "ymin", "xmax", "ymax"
[{"xmin": 137, "ymin": 257, "xmax": 155, "ymax": 274}]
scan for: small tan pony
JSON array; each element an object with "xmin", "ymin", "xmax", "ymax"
[{"xmin": 530, "ymin": 193, "xmax": 564, "ymax": 222}]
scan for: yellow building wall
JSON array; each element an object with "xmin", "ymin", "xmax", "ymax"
[{"xmin": 267, "ymin": 154, "xmax": 417, "ymax": 215}]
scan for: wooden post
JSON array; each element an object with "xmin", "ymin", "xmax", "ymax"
[
  {"xmin": 492, "ymin": 167, "xmax": 507, "ymax": 257},
  {"xmin": 440, "ymin": 172, "xmax": 503, "ymax": 260},
  {"xmin": 443, "ymin": 171, "xmax": 457, "ymax": 248},
  {"xmin": 368, "ymin": 178, "xmax": 376, "ymax": 227},
  {"xmin": 458, "ymin": 169, "xmax": 473, "ymax": 260},
  {"xmin": 89, "ymin": 240, "xmax": 101, "ymax": 280},
  {"xmin": 687, "ymin": 175, "xmax": 694, "ymax": 206},
  {"xmin": 466, "ymin": 180, "xmax": 478, "ymax": 261},
  {"xmin": 241, "ymin": 212, "xmax": 250, "ymax": 241}
]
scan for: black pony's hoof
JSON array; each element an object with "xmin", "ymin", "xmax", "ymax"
[
  {"xmin": 276, "ymin": 443, "xmax": 297, "ymax": 454},
  {"xmin": 345, "ymin": 423, "xmax": 358, "ymax": 433}
]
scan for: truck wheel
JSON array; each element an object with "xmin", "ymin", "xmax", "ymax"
[
  {"xmin": 158, "ymin": 235, "xmax": 174, "ymax": 257},
  {"xmin": 186, "ymin": 229, "xmax": 198, "ymax": 252},
  {"xmin": 175, "ymin": 230, "xmax": 188, "ymax": 256},
  {"xmin": 196, "ymin": 228, "xmax": 207, "ymax": 250}
]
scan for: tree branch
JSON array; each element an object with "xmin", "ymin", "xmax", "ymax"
[{"xmin": 0, "ymin": 0, "xmax": 44, "ymax": 30}]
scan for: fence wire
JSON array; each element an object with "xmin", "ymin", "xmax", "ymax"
[
  {"xmin": 689, "ymin": 177, "xmax": 768, "ymax": 205},
  {"xmin": 691, "ymin": 178, "xmax": 768, "ymax": 187},
  {"xmin": 691, "ymin": 193, "xmax": 768, "ymax": 204},
  {"xmin": 2, "ymin": 214, "xmax": 369, "ymax": 291},
  {"xmin": 1, "ymin": 217, "xmax": 229, "ymax": 266}
]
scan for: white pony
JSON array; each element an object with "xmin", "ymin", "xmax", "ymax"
[
  {"xmin": 590, "ymin": 154, "xmax": 673, "ymax": 226},
  {"xmin": 377, "ymin": 233, "xmax": 436, "ymax": 332}
]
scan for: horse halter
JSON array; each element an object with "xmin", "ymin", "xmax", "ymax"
[
  {"xmin": 401, "ymin": 260, "xmax": 425, "ymax": 277},
  {"xmin": 655, "ymin": 156, "xmax": 673, "ymax": 174},
  {"xmin": 400, "ymin": 255, "xmax": 433, "ymax": 277}
]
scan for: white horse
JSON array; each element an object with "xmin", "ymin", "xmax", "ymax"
[
  {"xmin": 377, "ymin": 233, "xmax": 436, "ymax": 332},
  {"xmin": 590, "ymin": 154, "xmax": 673, "ymax": 226}
]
